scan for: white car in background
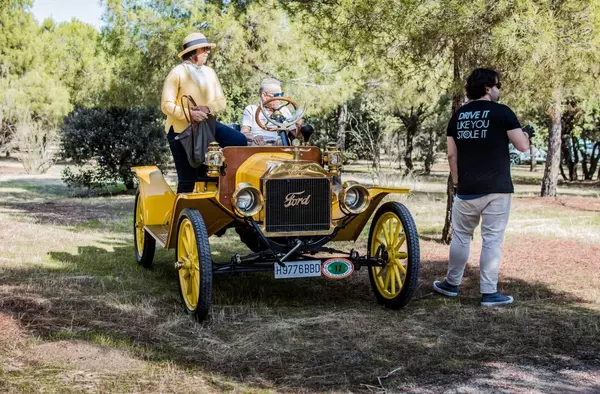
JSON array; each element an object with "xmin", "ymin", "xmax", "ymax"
[{"xmin": 509, "ymin": 144, "xmax": 547, "ymax": 165}]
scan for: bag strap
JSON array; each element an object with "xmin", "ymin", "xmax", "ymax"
[
  {"xmin": 181, "ymin": 95, "xmax": 198, "ymax": 125},
  {"xmin": 180, "ymin": 95, "xmax": 200, "ymax": 155}
]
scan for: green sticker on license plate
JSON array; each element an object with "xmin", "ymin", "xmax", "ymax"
[{"xmin": 322, "ymin": 259, "xmax": 354, "ymax": 279}]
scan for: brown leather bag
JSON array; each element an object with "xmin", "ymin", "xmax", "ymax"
[{"xmin": 174, "ymin": 95, "xmax": 217, "ymax": 168}]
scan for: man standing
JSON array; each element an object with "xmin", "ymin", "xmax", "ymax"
[{"xmin": 433, "ymin": 68, "xmax": 533, "ymax": 306}]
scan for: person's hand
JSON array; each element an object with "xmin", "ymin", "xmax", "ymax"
[
  {"xmin": 253, "ymin": 136, "xmax": 266, "ymax": 146},
  {"xmin": 194, "ymin": 105, "xmax": 211, "ymax": 114},
  {"xmin": 522, "ymin": 125, "xmax": 536, "ymax": 139},
  {"xmin": 190, "ymin": 109, "xmax": 208, "ymax": 123},
  {"xmin": 289, "ymin": 119, "xmax": 303, "ymax": 137}
]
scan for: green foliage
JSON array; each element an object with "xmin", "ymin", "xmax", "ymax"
[
  {"xmin": 0, "ymin": 69, "xmax": 71, "ymax": 154},
  {"xmin": 0, "ymin": 0, "xmax": 37, "ymax": 76},
  {"xmin": 60, "ymin": 107, "xmax": 169, "ymax": 190},
  {"xmin": 3, "ymin": 69, "xmax": 72, "ymax": 125},
  {"xmin": 2, "ymin": 0, "xmax": 600, "ymax": 186},
  {"xmin": 40, "ymin": 20, "xmax": 112, "ymax": 107},
  {"xmin": 98, "ymin": 0, "xmax": 357, "ymax": 121}
]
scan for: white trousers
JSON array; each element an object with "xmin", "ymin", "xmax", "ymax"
[{"xmin": 447, "ymin": 193, "xmax": 512, "ymax": 294}]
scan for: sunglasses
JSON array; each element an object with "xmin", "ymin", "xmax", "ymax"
[{"xmin": 268, "ymin": 92, "xmax": 285, "ymax": 97}]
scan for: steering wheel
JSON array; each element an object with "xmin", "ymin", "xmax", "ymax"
[{"xmin": 254, "ymin": 97, "xmax": 305, "ymax": 132}]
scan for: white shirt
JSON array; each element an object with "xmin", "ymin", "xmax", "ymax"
[{"xmin": 241, "ymin": 104, "xmax": 294, "ymax": 142}]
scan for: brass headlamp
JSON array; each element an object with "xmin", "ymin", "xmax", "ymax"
[
  {"xmin": 205, "ymin": 142, "xmax": 225, "ymax": 177},
  {"xmin": 339, "ymin": 181, "xmax": 371, "ymax": 215},
  {"xmin": 324, "ymin": 142, "xmax": 343, "ymax": 176},
  {"xmin": 232, "ymin": 182, "xmax": 264, "ymax": 217}
]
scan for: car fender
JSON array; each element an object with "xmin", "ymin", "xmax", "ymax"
[
  {"xmin": 131, "ymin": 166, "xmax": 176, "ymax": 226},
  {"xmin": 332, "ymin": 187, "xmax": 410, "ymax": 242}
]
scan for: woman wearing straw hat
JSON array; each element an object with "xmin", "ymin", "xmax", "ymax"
[{"xmin": 161, "ymin": 32, "xmax": 247, "ymax": 193}]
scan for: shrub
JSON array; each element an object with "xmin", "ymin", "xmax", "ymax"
[
  {"xmin": 60, "ymin": 107, "xmax": 169, "ymax": 190},
  {"xmin": 13, "ymin": 115, "xmax": 58, "ymax": 174},
  {"xmin": 1, "ymin": 69, "xmax": 71, "ymax": 156}
]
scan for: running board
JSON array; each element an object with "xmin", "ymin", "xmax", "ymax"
[{"xmin": 145, "ymin": 225, "xmax": 169, "ymax": 247}]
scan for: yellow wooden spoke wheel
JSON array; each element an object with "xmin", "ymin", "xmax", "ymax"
[
  {"xmin": 368, "ymin": 202, "xmax": 420, "ymax": 309},
  {"xmin": 133, "ymin": 191, "xmax": 155, "ymax": 268},
  {"xmin": 176, "ymin": 208, "xmax": 213, "ymax": 322}
]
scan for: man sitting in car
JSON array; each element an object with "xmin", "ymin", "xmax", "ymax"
[{"xmin": 241, "ymin": 78, "xmax": 301, "ymax": 146}]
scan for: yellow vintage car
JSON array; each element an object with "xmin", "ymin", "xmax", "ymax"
[{"xmin": 132, "ymin": 98, "xmax": 420, "ymax": 322}]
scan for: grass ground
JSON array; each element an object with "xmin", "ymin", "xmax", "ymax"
[{"xmin": 0, "ymin": 158, "xmax": 599, "ymax": 393}]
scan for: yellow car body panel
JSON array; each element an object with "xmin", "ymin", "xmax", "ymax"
[
  {"xmin": 331, "ymin": 187, "xmax": 410, "ymax": 242},
  {"xmin": 132, "ymin": 166, "xmax": 235, "ymax": 247},
  {"xmin": 234, "ymin": 152, "xmax": 292, "ymax": 221},
  {"xmin": 236, "ymin": 152, "xmax": 293, "ymax": 187},
  {"xmin": 131, "ymin": 166, "xmax": 176, "ymax": 225},
  {"xmin": 165, "ymin": 193, "xmax": 235, "ymax": 248}
]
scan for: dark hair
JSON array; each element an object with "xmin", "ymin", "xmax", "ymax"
[
  {"xmin": 181, "ymin": 50, "xmax": 197, "ymax": 61},
  {"xmin": 465, "ymin": 68, "xmax": 499, "ymax": 100}
]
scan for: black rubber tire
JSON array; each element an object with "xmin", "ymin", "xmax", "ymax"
[
  {"xmin": 134, "ymin": 191, "xmax": 156, "ymax": 269},
  {"xmin": 367, "ymin": 202, "xmax": 420, "ymax": 309},
  {"xmin": 176, "ymin": 208, "xmax": 213, "ymax": 323}
]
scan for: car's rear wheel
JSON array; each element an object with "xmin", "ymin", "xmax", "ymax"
[
  {"xmin": 368, "ymin": 202, "xmax": 420, "ymax": 309},
  {"xmin": 176, "ymin": 208, "xmax": 213, "ymax": 323},
  {"xmin": 134, "ymin": 191, "xmax": 155, "ymax": 268}
]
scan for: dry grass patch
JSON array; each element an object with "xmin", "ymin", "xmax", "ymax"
[
  {"xmin": 29, "ymin": 340, "xmax": 147, "ymax": 374},
  {"xmin": 1, "ymin": 166, "xmax": 599, "ymax": 393}
]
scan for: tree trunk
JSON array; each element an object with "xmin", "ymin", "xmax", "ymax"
[
  {"xmin": 569, "ymin": 136, "xmax": 579, "ymax": 180},
  {"xmin": 529, "ymin": 144, "xmax": 536, "ymax": 171},
  {"xmin": 441, "ymin": 175, "xmax": 455, "ymax": 243},
  {"xmin": 337, "ymin": 103, "xmax": 347, "ymax": 151},
  {"xmin": 442, "ymin": 47, "xmax": 463, "ymax": 245},
  {"xmin": 587, "ymin": 143, "xmax": 600, "ymax": 180},
  {"xmin": 559, "ymin": 164, "xmax": 567, "ymax": 181},
  {"xmin": 424, "ymin": 128, "xmax": 437, "ymax": 175},
  {"xmin": 397, "ymin": 133, "xmax": 403, "ymax": 170},
  {"xmin": 372, "ymin": 149, "xmax": 380, "ymax": 170},
  {"xmin": 578, "ymin": 138, "xmax": 595, "ymax": 180},
  {"xmin": 404, "ymin": 123, "xmax": 417, "ymax": 173},
  {"xmin": 541, "ymin": 88, "xmax": 563, "ymax": 197},
  {"xmin": 560, "ymin": 131, "xmax": 576, "ymax": 180}
]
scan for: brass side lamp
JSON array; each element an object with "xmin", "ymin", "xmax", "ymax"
[
  {"xmin": 324, "ymin": 142, "xmax": 343, "ymax": 176},
  {"xmin": 205, "ymin": 142, "xmax": 225, "ymax": 177}
]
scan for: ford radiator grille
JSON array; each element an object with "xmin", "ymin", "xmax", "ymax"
[{"xmin": 265, "ymin": 178, "xmax": 331, "ymax": 233}]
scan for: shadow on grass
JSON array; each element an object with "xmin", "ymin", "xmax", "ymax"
[
  {"xmin": 0, "ymin": 180, "xmax": 134, "ymax": 228},
  {"xmin": 1, "ymin": 242, "xmax": 598, "ymax": 392},
  {"xmin": 419, "ymin": 233, "xmax": 446, "ymax": 244},
  {"xmin": 0, "ymin": 179, "xmax": 71, "ymax": 198}
]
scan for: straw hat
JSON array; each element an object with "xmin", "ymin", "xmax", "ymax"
[{"xmin": 178, "ymin": 32, "xmax": 216, "ymax": 58}]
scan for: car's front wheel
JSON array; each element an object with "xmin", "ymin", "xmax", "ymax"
[
  {"xmin": 176, "ymin": 208, "xmax": 213, "ymax": 323},
  {"xmin": 367, "ymin": 202, "xmax": 420, "ymax": 309}
]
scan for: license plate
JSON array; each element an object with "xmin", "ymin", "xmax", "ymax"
[{"xmin": 274, "ymin": 260, "xmax": 322, "ymax": 279}]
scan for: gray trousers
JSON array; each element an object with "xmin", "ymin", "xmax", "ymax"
[{"xmin": 447, "ymin": 193, "xmax": 512, "ymax": 294}]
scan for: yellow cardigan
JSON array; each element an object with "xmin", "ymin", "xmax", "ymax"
[{"xmin": 160, "ymin": 64, "xmax": 227, "ymax": 133}]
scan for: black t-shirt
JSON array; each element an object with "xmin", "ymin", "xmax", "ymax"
[{"xmin": 446, "ymin": 100, "xmax": 521, "ymax": 195}]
